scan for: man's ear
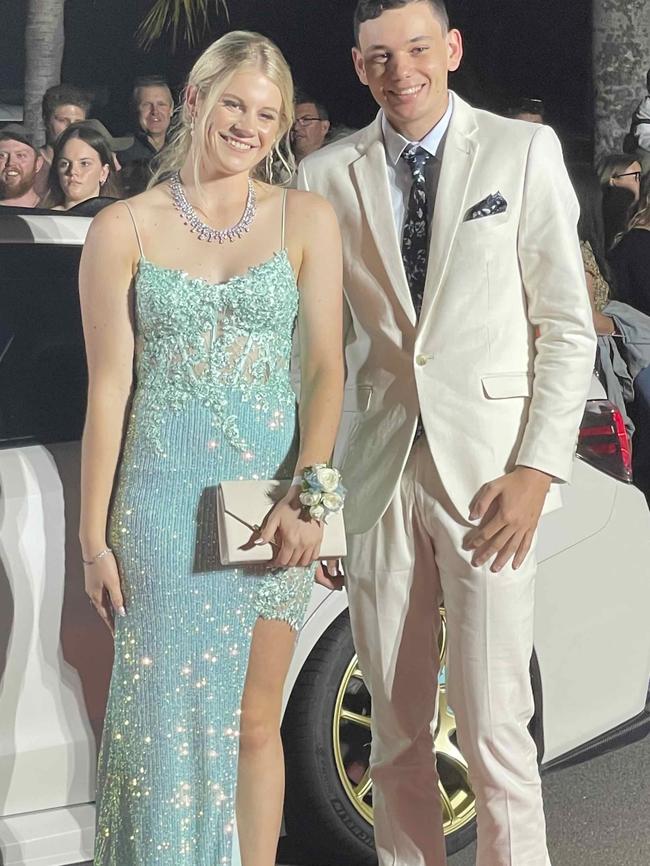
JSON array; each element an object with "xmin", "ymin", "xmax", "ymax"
[
  {"xmin": 446, "ymin": 29, "xmax": 463, "ymax": 73},
  {"xmin": 323, "ymin": 120, "xmax": 331, "ymax": 135},
  {"xmin": 35, "ymin": 153, "xmax": 44, "ymax": 173},
  {"xmin": 351, "ymin": 47, "xmax": 369, "ymax": 86}
]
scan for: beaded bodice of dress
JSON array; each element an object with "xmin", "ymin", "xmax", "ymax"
[{"xmin": 132, "ymin": 249, "xmax": 298, "ymax": 453}]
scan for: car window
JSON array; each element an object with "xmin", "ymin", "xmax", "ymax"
[{"xmin": 0, "ymin": 242, "xmax": 86, "ymax": 447}]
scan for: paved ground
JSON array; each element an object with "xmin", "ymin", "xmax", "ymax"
[
  {"xmin": 73, "ymin": 732, "xmax": 650, "ymax": 866},
  {"xmin": 448, "ymin": 734, "xmax": 650, "ymax": 866}
]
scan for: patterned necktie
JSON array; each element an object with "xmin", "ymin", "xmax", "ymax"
[{"xmin": 401, "ymin": 145, "xmax": 433, "ymax": 317}]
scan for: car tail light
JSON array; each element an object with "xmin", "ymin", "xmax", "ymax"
[{"xmin": 577, "ymin": 400, "xmax": 632, "ymax": 483}]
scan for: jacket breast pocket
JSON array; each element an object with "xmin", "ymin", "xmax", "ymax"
[
  {"xmin": 461, "ymin": 209, "xmax": 511, "ymax": 232},
  {"xmin": 481, "ymin": 372, "xmax": 532, "ymax": 399},
  {"xmin": 342, "ymin": 385, "xmax": 373, "ymax": 413}
]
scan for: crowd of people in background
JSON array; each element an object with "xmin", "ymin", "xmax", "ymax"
[
  {"xmin": 1, "ymin": 64, "xmax": 650, "ymax": 501},
  {"xmin": 553, "ymin": 65, "xmax": 650, "ymax": 503},
  {"xmin": 0, "ymin": 79, "xmax": 173, "ymax": 212}
]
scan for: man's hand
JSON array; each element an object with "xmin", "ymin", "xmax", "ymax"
[
  {"xmin": 314, "ymin": 559, "xmax": 345, "ymax": 591},
  {"xmin": 464, "ymin": 466, "xmax": 553, "ymax": 572}
]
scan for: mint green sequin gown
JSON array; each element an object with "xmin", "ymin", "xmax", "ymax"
[{"xmin": 94, "ymin": 245, "xmax": 314, "ymax": 866}]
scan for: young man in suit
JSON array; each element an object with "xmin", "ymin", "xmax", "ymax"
[{"xmin": 300, "ymin": 1, "xmax": 596, "ymax": 864}]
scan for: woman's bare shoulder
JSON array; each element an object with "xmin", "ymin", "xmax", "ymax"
[
  {"xmin": 87, "ymin": 184, "xmax": 171, "ymax": 253},
  {"xmin": 255, "ymin": 182, "xmax": 333, "ymax": 214},
  {"xmin": 284, "ymin": 187, "xmax": 340, "ymax": 237},
  {"xmin": 84, "ymin": 188, "xmax": 161, "ymax": 260}
]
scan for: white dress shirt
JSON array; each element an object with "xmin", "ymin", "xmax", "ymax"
[{"xmin": 381, "ymin": 94, "xmax": 454, "ymax": 236}]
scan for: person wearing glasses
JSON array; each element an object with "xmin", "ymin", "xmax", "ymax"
[
  {"xmin": 598, "ymin": 152, "xmax": 643, "ymax": 204},
  {"xmin": 291, "ymin": 95, "xmax": 330, "ymax": 164},
  {"xmin": 598, "ymin": 153, "xmax": 643, "ymax": 250}
]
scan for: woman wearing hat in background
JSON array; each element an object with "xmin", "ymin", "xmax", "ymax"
[
  {"xmin": 81, "ymin": 118, "xmax": 135, "ymax": 171},
  {"xmin": 42, "ymin": 121, "xmax": 123, "ymax": 212}
]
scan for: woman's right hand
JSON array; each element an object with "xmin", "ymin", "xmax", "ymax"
[{"xmin": 84, "ymin": 550, "xmax": 126, "ymax": 635}]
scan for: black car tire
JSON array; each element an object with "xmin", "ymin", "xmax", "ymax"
[{"xmin": 282, "ymin": 611, "xmax": 478, "ymax": 864}]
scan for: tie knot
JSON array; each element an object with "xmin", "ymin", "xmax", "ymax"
[{"xmin": 401, "ymin": 145, "xmax": 432, "ymax": 178}]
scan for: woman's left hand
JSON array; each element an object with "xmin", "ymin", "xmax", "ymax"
[{"xmin": 257, "ymin": 487, "xmax": 324, "ymax": 567}]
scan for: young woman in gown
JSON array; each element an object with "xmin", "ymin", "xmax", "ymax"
[{"xmin": 78, "ymin": 31, "xmax": 344, "ymax": 866}]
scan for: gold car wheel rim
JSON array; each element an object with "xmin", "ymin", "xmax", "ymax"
[{"xmin": 332, "ymin": 610, "xmax": 476, "ymax": 835}]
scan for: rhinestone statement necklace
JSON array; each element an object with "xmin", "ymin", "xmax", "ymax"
[{"xmin": 170, "ymin": 171, "xmax": 256, "ymax": 243}]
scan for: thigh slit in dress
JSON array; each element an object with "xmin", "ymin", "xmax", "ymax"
[{"xmin": 93, "ymin": 244, "xmax": 313, "ymax": 865}]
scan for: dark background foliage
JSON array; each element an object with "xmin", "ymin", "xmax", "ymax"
[{"xmin": 1, "ymin": 0, "xmax": 592, "ymax": 152}]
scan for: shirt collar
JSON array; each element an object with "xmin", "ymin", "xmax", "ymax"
[{"xmin": 381, "ymin": 92, "xmax": 454, "ymax": 166}]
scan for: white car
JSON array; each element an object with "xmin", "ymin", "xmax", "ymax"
[
  {"xmin": 0, "ymin": 104, "xmax": 23, "ymax": 122},
  {"xmin": 1, "ymin": 211, "xmax": 649, "ymax": 866}
]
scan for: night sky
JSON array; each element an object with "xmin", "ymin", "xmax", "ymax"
[{"xmin": 2, "ymin": 0, "xmax": 592, "ymax": 154}]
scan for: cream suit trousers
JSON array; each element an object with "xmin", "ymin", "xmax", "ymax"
[{"xmin": 345, "ymin": 438, "xmax": 552, "ymax": 866}]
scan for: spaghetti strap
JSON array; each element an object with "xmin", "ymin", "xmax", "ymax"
[
  {"xmin": 280, "ymin": 188, "xmax": 288, "ymax": 249},
  {"xmin": 121, "ymin": 200, "xmax": 145, "ymax": 259}
]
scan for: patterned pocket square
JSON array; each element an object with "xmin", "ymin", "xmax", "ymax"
[{"xmin": 464, "ymin": 191, "xmax": 508, "ymax": 222}]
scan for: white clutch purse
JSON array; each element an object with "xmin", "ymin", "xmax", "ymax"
[{"xmin": 217, "ymin": 479, "xmax": 347, "ymax": 565}]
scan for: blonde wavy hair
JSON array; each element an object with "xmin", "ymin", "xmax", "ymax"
[
  {"xmin": 628, "ymin": 172, "xmax": 650, "ymax": 231},
  {"xmin": 597, "ymin": 153, "xmax": 639, "ymax": 187},
  {"xmin": 151, "ymin": 31, "xmax": 295, "ymax": 190}
]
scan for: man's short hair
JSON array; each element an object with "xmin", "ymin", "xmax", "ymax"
[
  {"xmin": 42, "ymin": 84, "xmax": 92, "ymax": 123},
  {"xmin": 353, "ymin": 0, "xmax": 449, "ymax": 45},
  {"xmin": 131, "ymin": 76, "xmax": 173, "ymax": 111},
  {"xmin": 294, "ymin": 93, "xmax": 329, "ymax": 122}
]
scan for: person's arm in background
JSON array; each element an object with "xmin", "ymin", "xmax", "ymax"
[{"xmin": 582, "ymin": 245, "xmax": 617, "ymax": 335}]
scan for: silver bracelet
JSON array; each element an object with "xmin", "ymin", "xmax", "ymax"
[{"xmin": 82, "ymin": 547, "xmax": 113, "ymax": 566}]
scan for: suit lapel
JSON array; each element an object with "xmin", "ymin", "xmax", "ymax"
[
  {"xmin": 419, "ymin": 96, "xmax": 480, "ymax": 328},
  {"xmin": 351, "ymin": 118, "xmax": 416, "ymax": 325}
]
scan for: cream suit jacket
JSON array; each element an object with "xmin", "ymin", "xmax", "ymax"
[{"xmin": 299, "ymin": 94, "xmax": 597, "ymax": 535}]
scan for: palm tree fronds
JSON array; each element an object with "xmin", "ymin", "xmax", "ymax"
[{"xmin": 137, "ymin": 0, "xmax": 229, "ymax": 51}]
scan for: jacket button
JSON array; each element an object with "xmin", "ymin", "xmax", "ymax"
[{"xmin": 415, "ymin": 354, "xmax": 429, "ymax": 366}]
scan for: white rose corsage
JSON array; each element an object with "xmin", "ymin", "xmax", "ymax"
[{"xmin": 295, "ymin": 464, "xmax": 346, "ymax": 523}]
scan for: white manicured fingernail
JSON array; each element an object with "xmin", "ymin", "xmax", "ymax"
[{"xmin": 117, "ymin": 606, "xmax": 126, "ymax": 617}]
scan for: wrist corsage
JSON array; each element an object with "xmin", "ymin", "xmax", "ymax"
[{"xmin": 294, "ymin": 464, "xmax": 346, "ymax": 523}]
